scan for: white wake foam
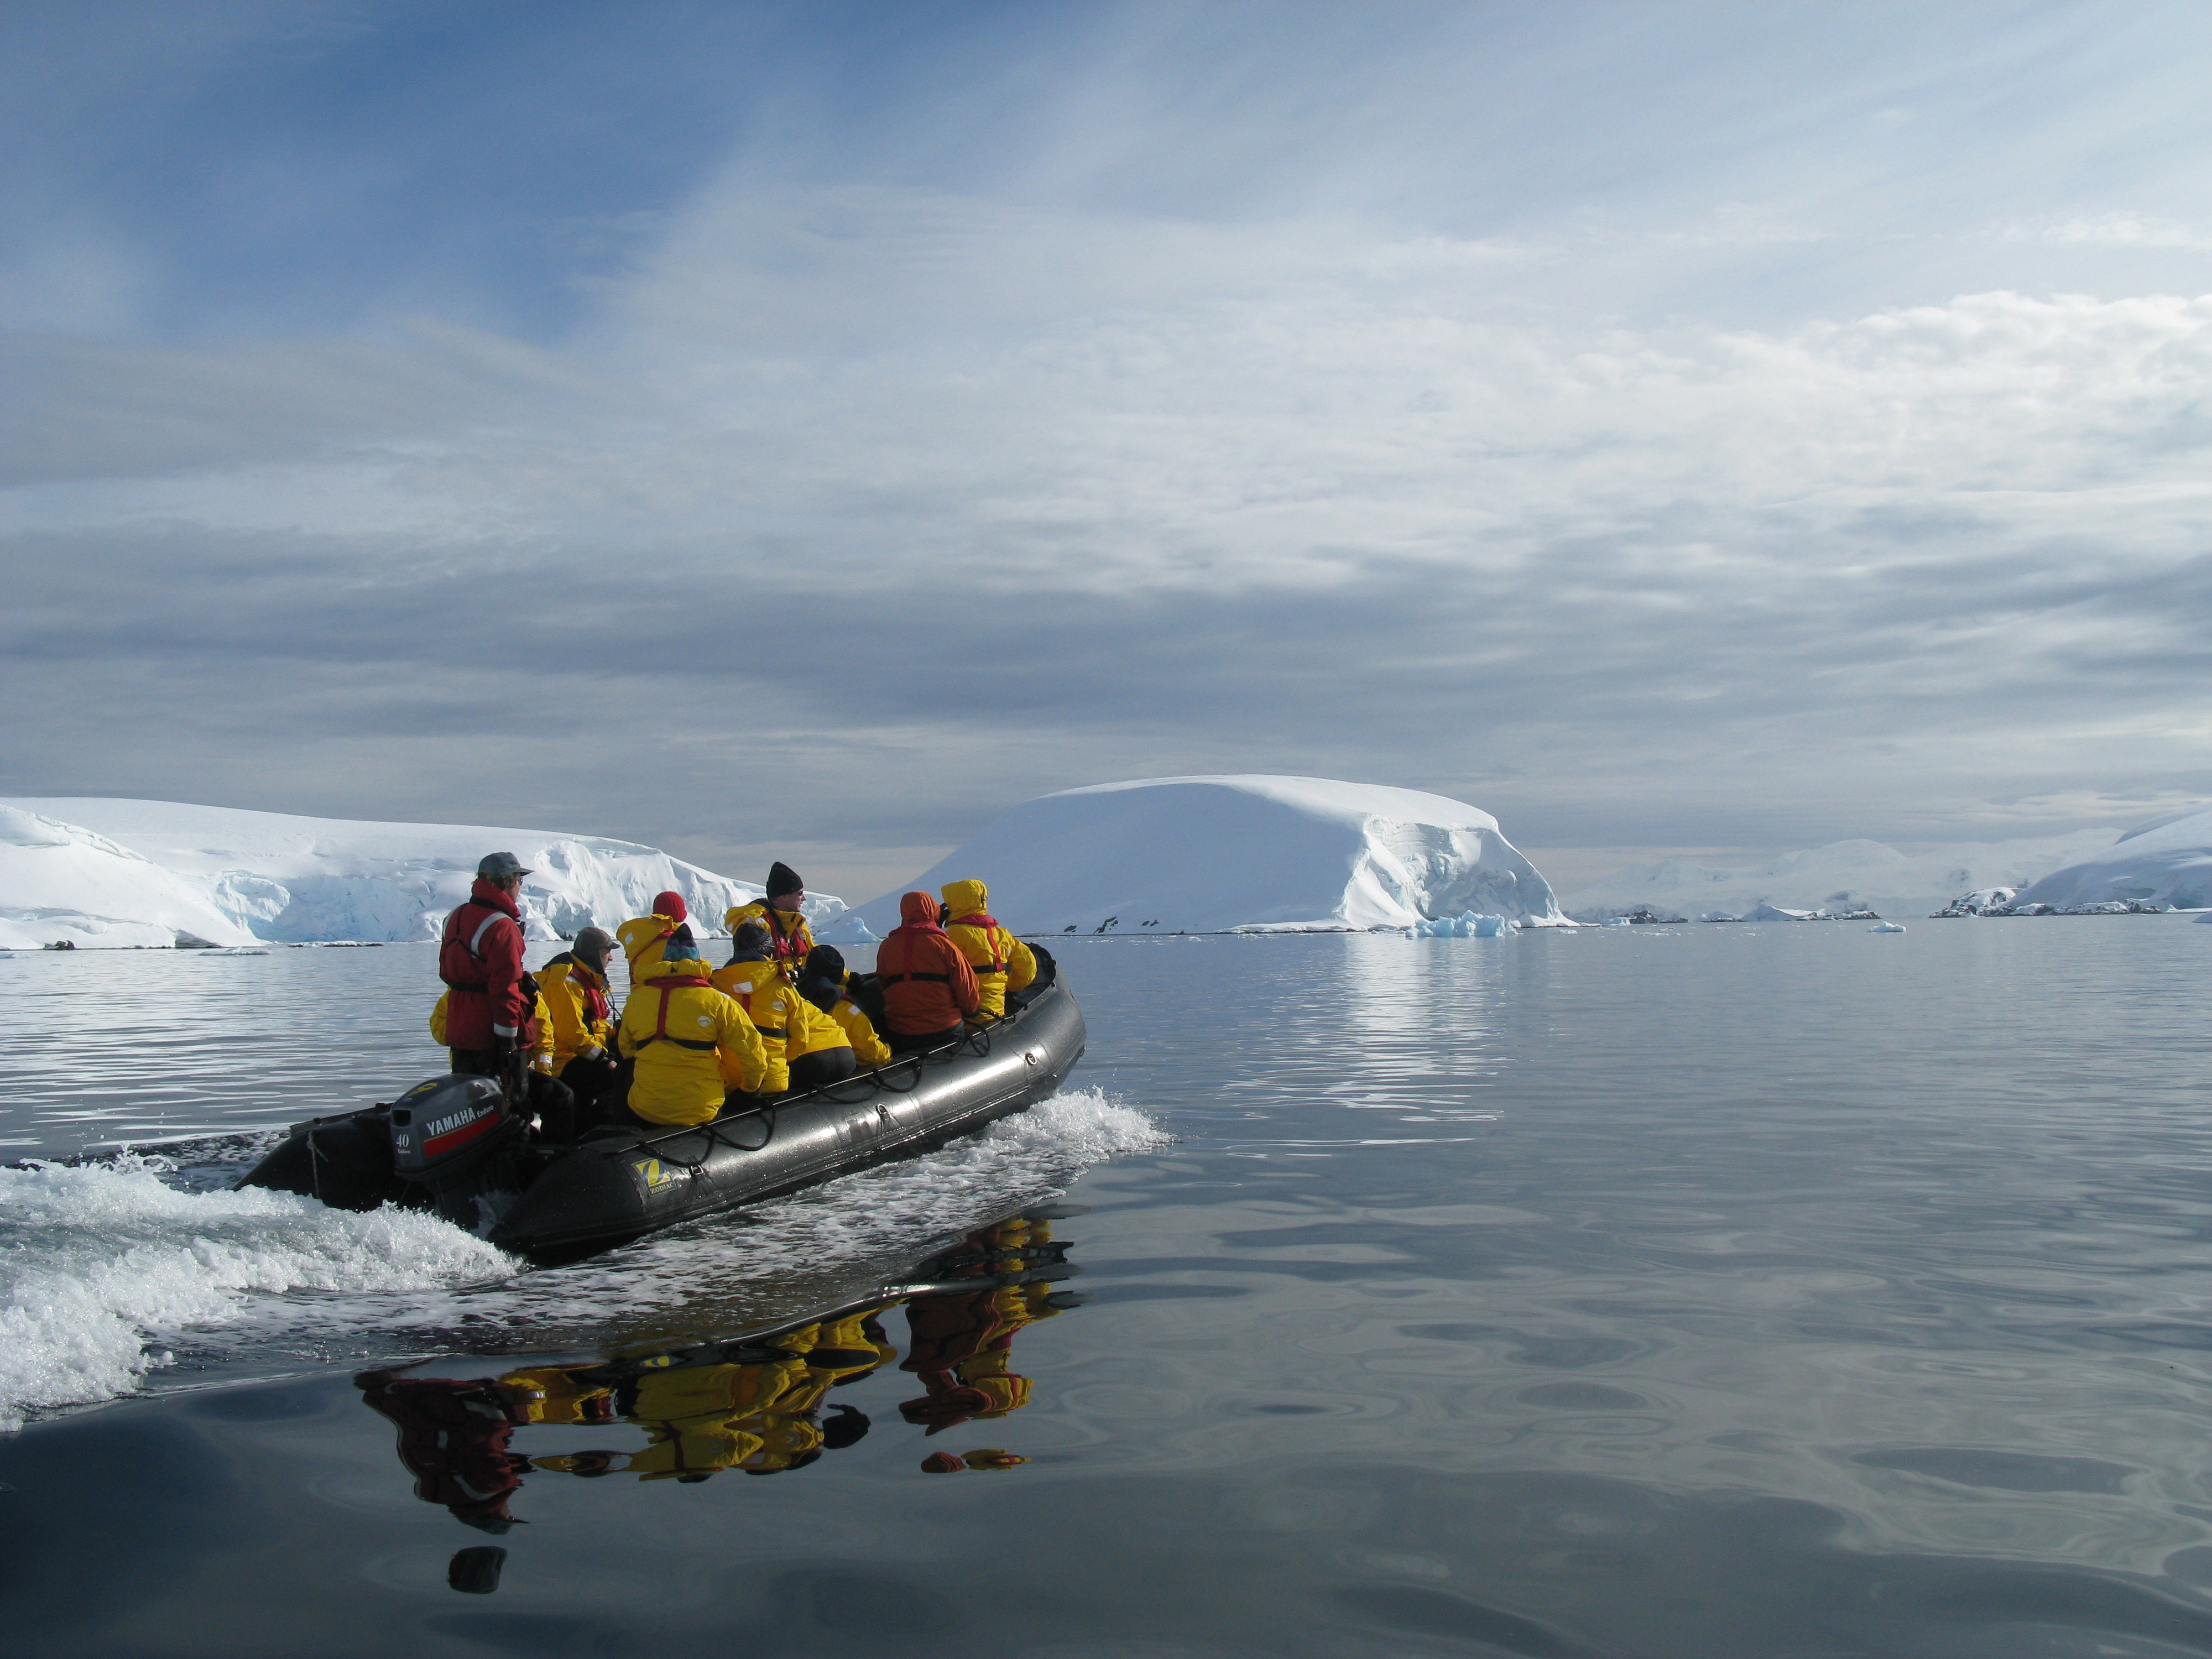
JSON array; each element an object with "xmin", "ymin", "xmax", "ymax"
[
  {"xmin": 0, "ymin": 1089, "xmax": 1166, "ymax": 1425},
  {"xmin": 385, "ymin": 1087, "xmax": 1172, "ymax": 1347},
  {"xmin": 0, "ymin": 1155, "xmax": 514, "ymax": 1429}
]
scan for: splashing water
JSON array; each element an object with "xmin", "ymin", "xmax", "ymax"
[{"xmin": 0, "ymin": 1088, "xmax": 1165, "ymax": 1428}]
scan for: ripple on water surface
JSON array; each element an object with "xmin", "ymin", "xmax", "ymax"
[{"xmin": 6, "ymin": 925, "xmax": 2212, "ymax": 1656}]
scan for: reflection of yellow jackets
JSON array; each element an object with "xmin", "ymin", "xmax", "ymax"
[
  {"xmin": 431, "ymin": 990, "xmax": 555, "ymax": 1069},
  {"xmin": 940, "ymin": 880, "xmax": 1037, "ymax": 1019},
  {"xmin": 709, "ymin": 961, "xmax": 847, "ymax": 1091},
  {"xmin": 615, "ymin": 947, "xmax": 766, "ymax": 1125},
  {"xmin": 536, "ymin": 954, "xmax": 613, "ymax": 1067},
  {"xmin": 500, "ymin": 1365, "xmax": 614, "ymax": 1425},
  {"xmin": 628, "ymin": 1353, "xmax": 811, "ymax": 1479},
  {"xmin": 723, "ymin": 901, "xmax": 813, "ymax": 983}
]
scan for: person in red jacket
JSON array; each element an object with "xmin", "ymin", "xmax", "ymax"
[
  {"xmin": 874, "ymin": 891, "xmax": 980, "ymax": 1052},
  {"xmin": 439, "ymin": 852, "xmax": 533, "ymax": 1077}
]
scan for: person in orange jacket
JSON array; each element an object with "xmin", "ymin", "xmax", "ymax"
[
  {"xmin": 874, "ymin": 892, "xmax": 979, "ymax": 1052},
  {"xmin": 939, "ymin": 879, "xmax": 1037, "ymax": 1020}
]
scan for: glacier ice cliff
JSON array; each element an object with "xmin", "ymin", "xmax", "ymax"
[{"xmin": 0, "ymin": 799, "xmax": 846, "ymax": 947}]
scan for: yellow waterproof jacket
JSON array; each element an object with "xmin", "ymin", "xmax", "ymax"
[
  {"xmin": 825, "ymin": 994, "xmax": 892, "ymax": 1067},
  {"xmin": 723, "ymin": 900, "xmax": 813, "ymax": 983},
  {"xmin": 536, "ymin": 953, "xmax": 614, "ymax": 1067},
  {"xmin": 709, "ymin": 959, "xmax": 848, "ymax": 1091},
  {"xmin": 616, "ymin": 912, "xmax": 680, "ymax": 980},
  {"xmin": 615, "ymin": 940, "xmax": 766, "ymax": 1125},
  {"xmin": 941, "ymin": 880, "xmax": 1037, "ymax": 1019},
  {"xmin": 431, "ymin": 989, "xmax": 555, "ymax": 1070}
]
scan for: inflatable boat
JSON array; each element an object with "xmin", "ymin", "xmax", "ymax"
[{"xmin": 237, "ymin": 950, "xmax": 1084, "ymax": 1260}]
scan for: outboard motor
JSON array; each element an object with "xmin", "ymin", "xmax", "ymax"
[{"xmin": 390, "ymin": 1073, "xmax": 523, "ymax": 1228}]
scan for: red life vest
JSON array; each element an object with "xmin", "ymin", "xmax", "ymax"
[
  {"xmin": 947, "ymin": 912, "xmax": 1006, "ymax": 975},
  {"xmin": 757, "ymin": 905, "xmax": 811, "ymax": 975},
  {"xmin": 634, "ymin": 975, "xmax": 717, "ymax": 1052},
  {"xmin": 439, "ymin": 898, "xmax": 518, "ymax": 990}
]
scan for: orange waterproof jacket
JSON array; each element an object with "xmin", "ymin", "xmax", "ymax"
[{"xmin": 875, "ymin": 892, "xmax": 980, "ymax": 1035}]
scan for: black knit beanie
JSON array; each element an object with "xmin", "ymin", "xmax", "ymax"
[
  {"xmin": 803, "ymin": 945, "xmax": 846, "ymax": 980},
  {"xmin": 729, "ymin": 920, "xmax": 772, "ymax": 960},
  {"xmin": 766, "ymin": 862, "xmax": 803, "ymax": 899}
]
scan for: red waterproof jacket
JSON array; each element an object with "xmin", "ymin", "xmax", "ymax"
[
  {"xmin": 438, "ymin": 879, "xmax": 529, "ymax": 1049},
  {"xmin": 875, "ymin": 891, "xmax": 980, "ymax": 1035}
]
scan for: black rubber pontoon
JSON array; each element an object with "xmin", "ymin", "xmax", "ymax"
[{"xmin": 237, "ymin": 954, "xmax": 1084, "ymax": 1260}]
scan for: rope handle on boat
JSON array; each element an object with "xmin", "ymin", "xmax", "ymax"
[{"xmin": 612, "ymin": 998, "xmax": 1032, "ymax": 1161}]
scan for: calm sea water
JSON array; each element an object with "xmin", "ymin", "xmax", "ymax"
[{"xmin": 5, "ymin": 921, "xmax": 2212, "ymax": 1657}]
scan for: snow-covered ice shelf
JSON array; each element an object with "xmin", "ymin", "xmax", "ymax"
[{"xmin": 0, "ymin": 799, "xmax": 846, "ymax": 949}]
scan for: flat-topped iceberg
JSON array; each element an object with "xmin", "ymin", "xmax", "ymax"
[
  {"xmin": 851, "ymin": 775, "xmax": 1563, "ymax": 936},
  {"xmin": 0, "ymin": 798, "xmax": 846, "ymax": 946},
  {"xmin": 2006, "ymin": 806, "xmax": 2212, "ymax": 912}
]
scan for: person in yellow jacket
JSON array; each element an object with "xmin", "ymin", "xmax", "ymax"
[
  {"xmin": 723, "ymin": 860, "xmax": 813, "ymax": 984},
  {"xmin": 712, "ymin": 921, "xmax": 855, "ymax": 1094},
  {"xmin": 940, "ymin": 879, "xmax": 1037, "ymax": 1020},
  {"xmin": 794, "ymin": 945, "xmax": 893, "ymax": 1068},
  {"xmin": 536, "ymin": 926, "xmax": 620, "ymax": 1119},
  {"xmin": 614, "ymin": 911, "xmax": 766, "ymax": 1127}
]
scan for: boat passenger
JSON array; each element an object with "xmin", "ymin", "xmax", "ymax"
[
  {"xmin": 614, "ymin": 918, "xmax": 767, "ymax": 1128},
  {"xmin": 617, "ymin": 890, "xmax": 691, "ymax": 980},
  {"xmin": 940, "ymin": 879, "xmax": 1037, "ymax": 1021},
  {"xmin": 437, "ymin": 852, "xmax": 534, "ymax": 1078},
  {"xmin": 796, "ymin": 945, "xmax": 893, "ymax": 1067},
  {"xmin": 431, "ymin": 983, "xmax": 580, "ymax": 1136},
  {"xmin": 712, "ymin": 922, "xmax": 858, "ymax": 1093},
  {"xmin": 723, "ymin": 862, "xmax": 813, "ymax": 984},
  {"xmin": 874, "ymin": 891, "xmax": 980, "ymax": 1052},
  {"xmin": 538, "ymin": 926, "xmax": 621, "ymax": 1120}
]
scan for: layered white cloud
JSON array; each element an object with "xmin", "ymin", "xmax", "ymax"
[{"xmin": 4, "ymin": 3, "xmax": 2211, "ymax": 889}]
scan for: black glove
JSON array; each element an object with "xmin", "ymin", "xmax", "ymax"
[{"xmin": 488, "ymin": 1031, "xmax": 517, "ymax": 1058}]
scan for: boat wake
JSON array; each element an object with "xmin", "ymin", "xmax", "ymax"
[{"xmin": 0, "ymin": 1088, "xmax": 1164, "ymax": 1428}]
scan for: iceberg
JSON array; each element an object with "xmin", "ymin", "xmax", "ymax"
[
  {"xmin": 0, "ymin": 798, "xmax": 846, "ymax": 946},
  {"xmin": 1413, "ymin": 912, "xmax": 1510, "ymax": 938},
  {"xmin": 849, "ymin": 775, "xmax": 1564, "ymax": 937},
  {"xmin": 1564, "ymin": 831, "xmax": 2120, "ymax": 925},
  {"xmin": 2006, "ymin": 806, "xmax": 2212, "ymax": 912}
]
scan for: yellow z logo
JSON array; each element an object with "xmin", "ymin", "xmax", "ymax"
[{"xmin": 634, "ymin": 1158, "xmax": 674, "ymax": 1190}]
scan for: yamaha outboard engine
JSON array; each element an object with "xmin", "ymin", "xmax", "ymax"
[{"xmin": 390, "ymin": 1073, "xmax": 523, "ymax": 1228}]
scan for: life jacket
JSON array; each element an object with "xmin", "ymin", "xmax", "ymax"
[
  {"xmin": 947, "ymin": 912, "xmax": 1007, "ymax": 975},
  {"xmin": 632, "ymin": 975, "xmax": 717, "ymax": 1052},
  {"xmin": 544, "ymin": 951, "xmax": 612, "ymax": 1025},
  {"xmin": 439, "ymin": 892, "xmax": 519, "ymax": 990},
  {"xmin": 761, "ymin": 906, "xmax": 808, "ymax": 969}
]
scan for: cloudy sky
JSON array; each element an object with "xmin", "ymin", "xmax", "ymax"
[{"xmin": 4, "ymin": 1, "xmax": 2209, "ymax": 899}]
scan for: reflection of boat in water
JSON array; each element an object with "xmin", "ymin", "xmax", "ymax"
[
  {"xmin": 241, "ymin": 952, "xmax": 1084, "ymax": 1260},
  {"xmin": 357, "ymin": 1208, "xmax": 1087, "ymax": 1588}
]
